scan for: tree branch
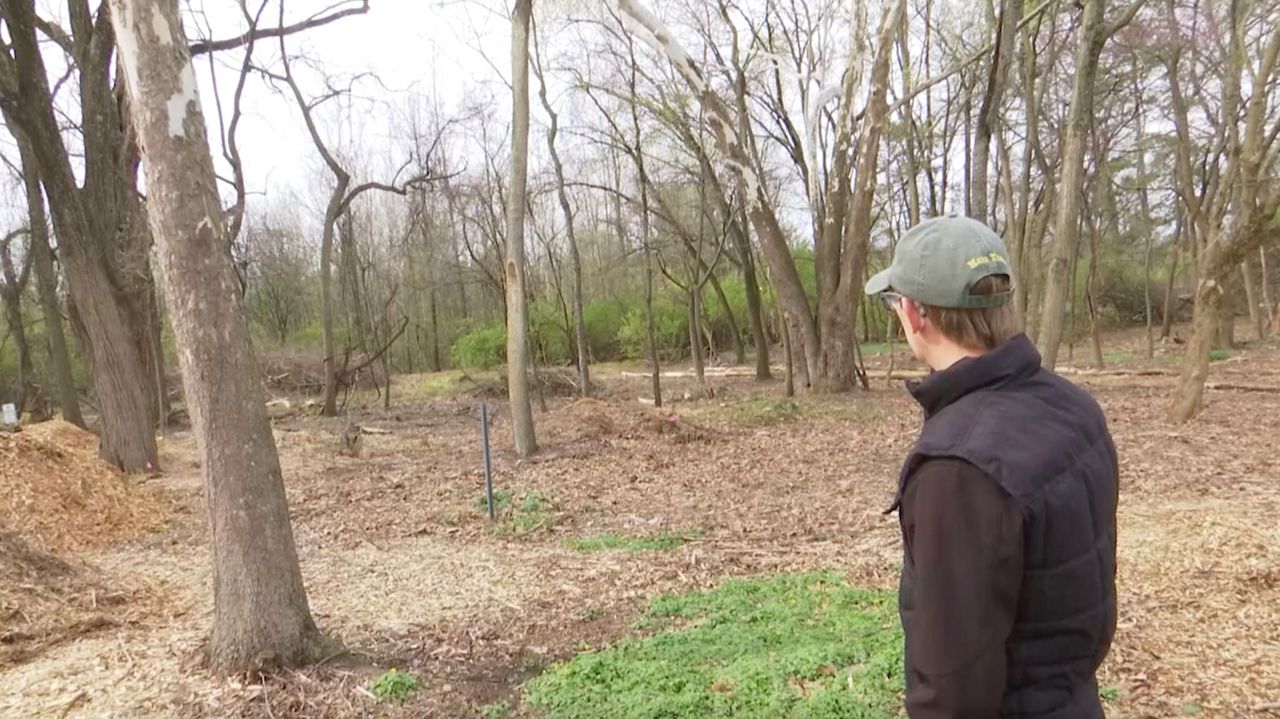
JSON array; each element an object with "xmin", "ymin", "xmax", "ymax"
[{"xmin": 189, "ymin": 0, "xmax": 370, "ymax": 56}]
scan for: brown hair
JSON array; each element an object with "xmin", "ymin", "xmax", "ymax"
[{"xmin": 922, "ymin": 275, "xmax": 1019, "ymax": 351}]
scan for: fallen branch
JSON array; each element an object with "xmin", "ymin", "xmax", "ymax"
[{"xmin": 1205, "ymin": 382, "xmax": 1280, "ymax": 393}]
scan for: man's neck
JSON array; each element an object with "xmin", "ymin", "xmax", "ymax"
[{"xmin": 925, "ymin": 343, "xmax": 985, "ymax": 372}]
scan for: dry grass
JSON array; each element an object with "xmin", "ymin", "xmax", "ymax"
[{"xmin": 1, "ymin": 331, "xmax": 1279, "ymax": 717}]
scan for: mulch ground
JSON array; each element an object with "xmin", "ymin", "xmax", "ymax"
[{"xmin": 1, "ymin": 329, "xmax": 1278, "ymax": 718}]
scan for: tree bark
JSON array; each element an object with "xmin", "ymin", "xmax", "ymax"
[
  {"xmin": 532, "ymin": 28, "xmax": 589, "ymax": 396},
  {"xmin": 1263, "ymin": 246, "xmax": 1275, "ymax": 332},
  {"xmin": 618, "ymin": 0, "xmax": 819, "ymax": 388},
  {"xmin": 0, "ymin": 0, "xmax": 159, "ymax": 471},
  {"xmin": 1171, "ymin": 17, "xmax": 1280, "ymax": 421},
  {"xmin": 971, "ymin": 0, "xmax": 1024, "ymax": 225},
  {"xmin": 1161, "ymin": 220, "xmax": 1182, "ymax": 340},
  {"xmin": 735, "ymin": 211, "xmax": 770, "ymax": 380},
  {"xmin": 506, "ymin": 0, "xmax": 537, "ymax": 456},
  {"xmin": 688, "ymin": 288, "xmax": 706, "ymax": 390},
  {"xmin": 1037, "ymin": 0, "xmax": 1110, "ymax": 368},
  {"xmin": 110, "ymin": 0, "xmax": 323, "ymax": 672},
  {"xmin": 1241, "ymin": 259, "xmax": 1264, "ymax": 340},
  {"xmin": 16, "ymin": 141, "xmax": 83, "ymax": 426}
]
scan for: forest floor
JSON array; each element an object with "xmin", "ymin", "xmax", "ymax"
[{"xmin": 2, "ymin": 326, "xmax": 1279, "ymax": 718}]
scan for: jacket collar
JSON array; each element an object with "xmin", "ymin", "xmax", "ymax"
[{"xmin": 907, "ymin": 333, "xmax": 1042, "ymax": 419}]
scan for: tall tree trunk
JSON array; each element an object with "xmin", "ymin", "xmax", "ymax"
[
  {"xmin": 1013, "ymin": 24, "xmax": 1041, "ymax": 327},
  {"xmin": 1263, "ymin": 247, "xmax": 1276, "ymax": 331},
  {"xmin": 737, "ymin": 225, "xmax": 770, "ymax": 379},
  {"xmin": 1172, "ymin": 20, "xmax": 1280, "ymax": 421},
  {"xmin": 688, "ymin": 289, "xmax": 706, "ymax": 391},
  {"xmin": 972, "ymin": 0, "xmax": 1024, "ymax": 225},
  {"xmin": 1241, "ymin": 259, "xmax": 1264, "ymax": 340},
  {"xmin": 506, "ymin": 0, "xmax": 537, "ymax": 456},
  {"xmin": 1144, "ymin": 221, "xmax": 1155, "ymax": 359},
  {"xmin": 1025, "ymin": 200, "xmax": 1053, "ymax": 344},
  {"xmin": 819, "ymin": 0, "xmax": 901, "ymax": 388},
  {"xmin": 111, "ymin": 0, "xmax": 323, "ymax": 672},
  {"xmin": 320, "ymin": 192, "xmax": 345, "ymax": 416},
  {"xmin": 532, "ymin": 32, "xmax": 589, "ymax": 396},
  {"xmin": 17, "ymin": 142, "xmax": 84, "ymax": 426},
  {"xmin": 1037, "ymin": 0, "xmax": 1110, "ymax": 368},
  {"xmin": 1086, "ymin": 217, "xmax": 1105, "ymax": 368},
  {"xmin": 1217, "ymin": 278, "xmax": 1236, "ymax": 349},
  {"xmin": 142, "ymin": 281, "xmax": 170, "ymax": 430},
  {"xmin": 430, "ymin": 287, "xmax": 442, "ymax": 371},
  {"xmin": 778, "ymin": 298, "xmax": 794, "ymax": 398},
  {"xmin": 1161, "ymin": 228, "xmax": 1181, "ymax": 340},
  {"xmin": 1, "ymin": 0, "xmax": 158, "ymax": 471},
  {"xmin": 622, "ymin": 38, "xmax": 662, "ymax": 408}
]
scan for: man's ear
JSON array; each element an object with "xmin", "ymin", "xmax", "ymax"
[{"xmin": 902, "ymin": 299, "xmax": 928, "ymax": 336}]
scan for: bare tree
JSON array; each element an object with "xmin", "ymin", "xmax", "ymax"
[
  {"xmin": 1170, "ymin": 14, "xmax": 1280, "ymax": 421},
  {"xmin": 971, "ymin": 0, "xmax": 1024, "ymax": 225},
  {"xmin": 0, "ymin": 0, "xmax": 160, "ymax": 470},
  {"xmin": 532, "ymin": 19, "xmax": 590, "ymax": 396},
  {"xmin": 109, "ymin": 0, "xmax": 324, "ymax": 672},
  {"xmin": 1037, "ymin": 0, "xmax": 1141, "ymax": 368},
  {"xmin": 507, "ymin": 0, "xmax": 537, "ymax": 456},
  {"xmin": 263, "ymin": 17, "xmax": 432, "ymax": 415}
]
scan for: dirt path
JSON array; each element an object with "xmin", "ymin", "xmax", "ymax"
[{"xmin": 3, "ymin": 337, "xmax": 1278, "ymax": 718}]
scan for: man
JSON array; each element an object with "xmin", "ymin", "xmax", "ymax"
[{"xmin": 864, "ymin": 215, "xmax": 1118, "ymax": 718}]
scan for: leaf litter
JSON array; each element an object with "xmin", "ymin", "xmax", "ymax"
[{"xmin": 1, "ymin": 334, "xmax": 1278, "ymax": 717}]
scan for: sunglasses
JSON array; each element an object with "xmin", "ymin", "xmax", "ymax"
[
  {"xmin": 878, "ymin": 291, "xmax": 906, "ymax": 311},
  {"xmin": 878, "ymin": 291, "xmax": 926, "ymax": 316}
]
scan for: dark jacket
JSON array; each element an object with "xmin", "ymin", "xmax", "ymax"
[{"xmin": 894, "ymin": 334, "xmax": 1119, "ymax": 718}]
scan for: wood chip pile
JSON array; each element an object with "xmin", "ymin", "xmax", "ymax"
[{"xmin": 0, "ymin": 421, "xmax": 169, "ymax": 553}]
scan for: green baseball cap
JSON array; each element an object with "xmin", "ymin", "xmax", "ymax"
[{"xmin": 864, "ymin": 215, "xmax": 1013, "ymax": 308}]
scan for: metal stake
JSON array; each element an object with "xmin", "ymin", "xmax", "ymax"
[{"xmin": 481, "ymin": 402, "xmax": 495, "ymax": 521}]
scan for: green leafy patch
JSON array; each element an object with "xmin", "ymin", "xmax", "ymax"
[
  {"xmin": 475, "ymin": 488, "xmax": 514, "ymax": 513},
  {"xmin": 480, "ymin": 700, "xmax": 513, "ymax": 718},
  {"xmin": 370, "ymin": 668, "xmax": 420, "ymax": 703},
  {"xmin": 1099, "ymin": 685, "xmax": 1120, "ymax": 702},
  {"xmin": 524, "ymin": 572, "xmax": 903, "ymax": 719},
  {"xmin": 1102, "ymin": 351, "xmax": 1133, "ymax": 364},
  {"xmin": 565, "ymin": 530, "xmax": 698, "ymax": 553},
  {"xmin": 1209, "ymin": 349, "xmax": 1230, "ymax": 362},
  {"xmin": 489, "ymin": 492, "xmax": 557, "ymax": 537}
]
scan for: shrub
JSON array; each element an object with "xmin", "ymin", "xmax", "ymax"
[
  {"xmin": 451, "ymin": 322, "xmax": 506, "ymax": 369},
  {"xmin": 531, "ymin": 300, "xmax": 572, "ymax": 365},
  {"xmin": 617, "ymin": 296, "xmax": 688, "ymax": 360},
  {"xmin": 585, "ymin": 299, "xmax": 627, "ymax": 361}
]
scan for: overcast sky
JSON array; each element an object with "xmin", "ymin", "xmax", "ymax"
[{"xmin": 188, "ymin": 0, "xmax": 516, "ymax": 212}]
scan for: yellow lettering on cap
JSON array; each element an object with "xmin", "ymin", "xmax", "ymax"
[{"xmin": 966, "ymin": 252, "xmax": 1007, "ymax": 269}]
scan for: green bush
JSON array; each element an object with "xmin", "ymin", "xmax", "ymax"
[
  {"xmin": 585, "ymin": 299, "xmax": 627, "ymax": 360},
  {"xmin": 531, "ymin": 299, "xmax": 572, "ymax": 365},
  {"xmin": 616, "ymin": 296, "xmax": 688, "ymax": 360},
  {"xmin": 451, "ymin": 322, "xmax": 506, "ymax": 369},
  {"xmin": 525, "ymin": 572, "xmax": 903, "ymax": 719}
]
